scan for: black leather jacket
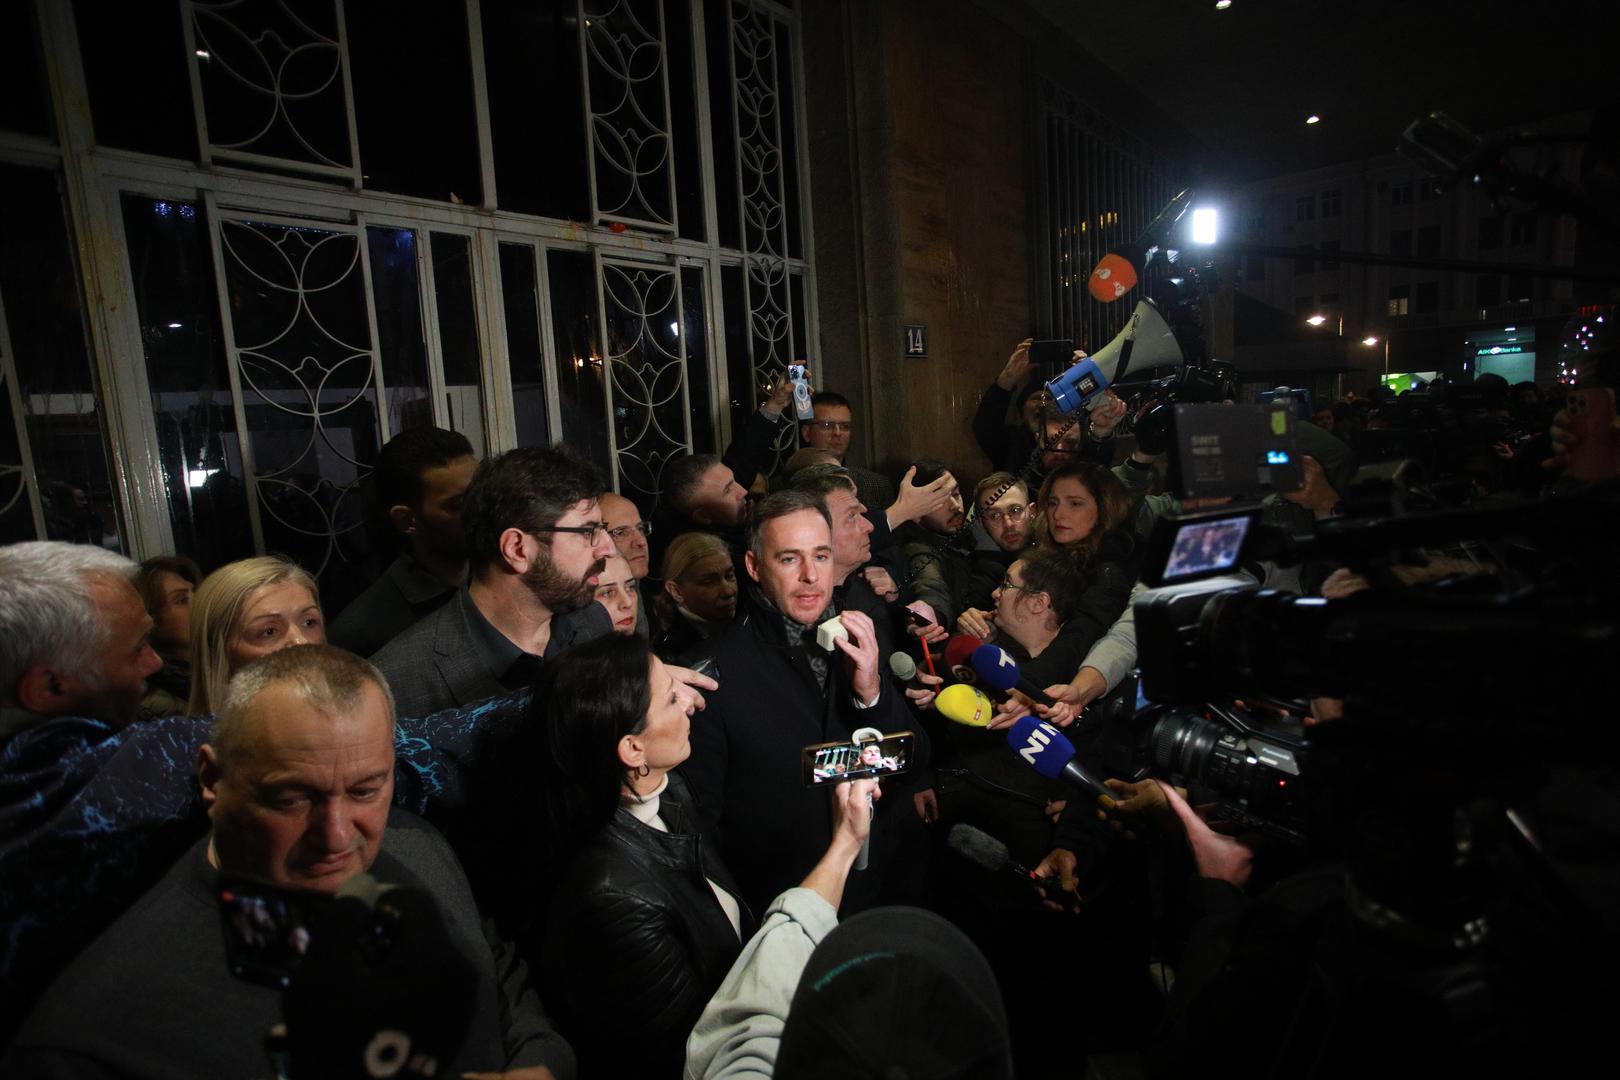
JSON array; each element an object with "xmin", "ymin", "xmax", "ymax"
[{"xmin": 539, "ymin": 772, "xmax": 753, "ymax": 1078}]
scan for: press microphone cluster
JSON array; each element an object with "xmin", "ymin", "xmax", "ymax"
[{"xmin": 968, "ymin": 643, "xmax": 1056, "ymax": 708}]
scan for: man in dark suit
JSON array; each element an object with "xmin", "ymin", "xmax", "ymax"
[
  {"xmin": 372, "ymin": 444, "xmax": 615, "ymax": 717},
  {"xmin": 328, "ymin": 427, "xmax": 477, "ymax": 657},
  {"xmin": 678, "ymin": 491, "xmax": 920, "ymax": 916}
]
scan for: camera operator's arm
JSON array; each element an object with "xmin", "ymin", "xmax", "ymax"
[
  {"xmin": 684, "ymin": 780, "xmax": 877, "ymax": 1080},
  {"xmin": 1281, "ymin": 455, "xmax": 1341, "ymax": 520}
]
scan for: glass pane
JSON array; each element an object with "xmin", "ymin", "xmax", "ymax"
[
  {"xmin": 73, "ymin": 0, "xmax": 195, "ymax": 160},
  {"xmin": 680, "ymin": 265, "xmax": 715, "ymax": 456},
  {"xmin": 719, "ymin": 262, "xmax": 751, "ymax": 433},
  {"xmin": 0, "ymin": 0, "xmax": 52, "ymax": 139},
  {"xmin": 121, "ymin": 194, "xmax": 254, "ymax": 571},
  {"xmin": 666, "ymin": 0, "xmax": 706, "ymax": 241},
  {"xmin": 788, "ymin": 269, "xmax": 807, "ymax": 360},
  {"xmin": 498, "ymin": 242, "xmax": 550, "ymax": 447},
  {"xmin": 190, "ymin": 0, "xmax": 353, "ymax": 171},
  {"xmin": 365, "ymin": 227, "xmax": 433, "ymax": 436},
  {"xmin": 601, "ymin": 258, "xmax": 688, "ymax": 504},
  {"xmin": 429, "ymin": 232, "xmax": 488, "ymax": 455},
  {"xmin": 703, "ymin": 0, "xmax": 739, "ymax": 249},
  {"xmin": 0, "ymin": 165, "xmax": 123, "ymax": 551},
  {"xmin": 216, "ymin": 215, "xmax": 383, "ymax": 610},
  {"xmin": 545, "ymin": 249, "xmax": 612, "ymax": 477},
  {"xmin": 348, "ymin": 0, "xmax": 481, "ymax": 203},
  {"xmin": 483, "ymin": 0, "xmax": 589, "ymax": 220}
]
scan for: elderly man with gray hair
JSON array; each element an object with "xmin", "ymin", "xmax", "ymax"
[
  {"xmin": 6, "ymin": 644, "xmax": 574, "ymax": 1080},
  {"xmin": 0, "ymin": 541, "xmax": 163, "ymax": 739}
]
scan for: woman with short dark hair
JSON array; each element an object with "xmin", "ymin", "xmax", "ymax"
[{"xmin": 533, "ymin": 633, "xmax": 750, "ymax": 1078}]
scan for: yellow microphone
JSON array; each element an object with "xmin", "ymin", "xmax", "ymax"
[{"xmin": 937, "ymin": 684, "xmax": 995, "ymax": 728}]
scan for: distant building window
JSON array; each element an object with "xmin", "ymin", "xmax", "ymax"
[
  {"xmin": 1479, "ymin": 216, "xmax": 1503, "ymax": 249},
  {"xmin": 1476, "ymin": 274, "xmax": 1501, "ymax": 306},
  {"xmin": 1417, "ymin": 225, "xmax": 1441, "ymax": 257},
  {"xmin": 1391, "ymin": 181, "xmax": 1413, "ymax": 207},
  {"xmin": 1418, "ymin": 178, "xmax": 1441, "ymax": 201},
  {"xmin": 1245, "ymin": 254, "xmax": 1266, "ymax": 281},
  {"xmin": 1508, "ymin": 274, "xmax": 1532, "ymax": 302},
  {"xmin": 1318, "ymin": 239, "xmax": 1340, "ymax": 271},
  {"xmin": 1295, "ymin": 296, "xmax": 1316, "ymax": 316},
  {"xmin": 1390, "ymin": 229, "xmax": 1412, "ymax": 256},
  {"xmin": 1509, "ymin": 214, "xmax": 1536, "ymax": 245},
  {"xmin": 1295, "ymin": 195, "xmax": 1316, "ymax": 222},
  {"xmin": 1295, "ymin": 245, "xmax": 1315, "ymax": 273},
  {"xmin": 1320, "ymin": 188, "xmax": 1341, "ymax": 218},
  {"xmin": 1318, "ymin": 292, "xmax": 1341, "ymax": 313},
  {"xmin": 1388, "ymin": 285, "xmax": 1410, "ymax": 317},
  {"xmin": 1414, "ymin": 281, "xmax": 1438, "ymax": 314}
]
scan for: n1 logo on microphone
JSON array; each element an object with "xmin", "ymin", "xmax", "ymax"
[{"xmin": 1018, "ymin": 722, "xmax": 1057, "ymax": 765}]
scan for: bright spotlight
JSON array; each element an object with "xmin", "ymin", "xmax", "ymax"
[
  {"xmin": 1190, "ymin": 207, "xmax": 1219, "ymax": 245},
  {"xmin": 1306, "ymin": 314, "xmax": 1328, "ymax": 326},
  {"xmin": 1215, "ymin": 0, "xmax": 1232, "ymax": 8},
  {"xmin": 1361, "ymin": 336, "xmax": 1380, "ymax": 346},
  {"xmin": 1305, "ymin": 114, "xmax": 1321, "ymax": 125}
]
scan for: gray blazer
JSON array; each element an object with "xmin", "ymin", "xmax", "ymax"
[{"xmin": 372, "ymin": 587, "xmax": 612, "ymax": 717}]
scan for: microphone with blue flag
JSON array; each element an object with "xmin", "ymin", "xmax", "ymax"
[
  {"xmin": 969, "ymin": 643, "xmax": 1057, "ymax": 709},
  {"xmin": 1005, "ymin": 714, "xmax": 1115, "ymax": 805}
]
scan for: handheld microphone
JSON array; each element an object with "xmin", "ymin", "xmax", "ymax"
[
  {"xmin": 936, "ymin": 684, "xmax": 995, "ymax": 728},
  {"xmin": 1005, "ymin": 714, "xmax": 1115, "ymax": 804},
  {"xmin": 888, "ymin": 652, "xmax": 927, "ymax": 692},
  {"xmin": 943, "ymin": 633, "xmax": 984, "ymax": 684},
  {"xmin": 968, "ymin": 643, "xmax": 1056, "ymax": 708},
  {"xmin": 1087, "ymin": 188, "xmax": 1193, "ymax": 303},
  {"xmin": 947, "ymin": 823, "xmax": 1081, "ymax": 912}
]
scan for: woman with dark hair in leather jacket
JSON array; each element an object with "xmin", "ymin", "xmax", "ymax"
[{"xmin": 533, "ymin": 633, "xmax": 752, "ymax": 1078}]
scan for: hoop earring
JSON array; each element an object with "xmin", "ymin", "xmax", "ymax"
[{"xmin": 635, "ymin": 763, "xmax": 651, "ymax": 778}]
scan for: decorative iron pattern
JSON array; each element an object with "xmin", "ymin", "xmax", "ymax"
[
  {"xmin": 1033, "ymin": 79, "xmax": 1175, "ymax": 353},
  {"xmin": 729, "ymin": 0, "xmax": 796, "ymax": 467},
  {"xmin": 580, "ymin": 0, "xmax": 679, "ymax": 231},
  {"xmin": 185, "ymin": 0, "xmax": 361, "ymax": 181},
  {"xmin": 598, "ymin": 257, "xmax": 691, "ymax": 501},
  {"xmin": 211, "ymin": 212, "xmax": 386, "ymax": 582}
]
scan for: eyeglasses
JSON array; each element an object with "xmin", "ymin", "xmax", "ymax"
[
  {"xmin": 607, "ymin": 520, "xmax": 653, "ymax": 542},
  {"xmin": 532, "ymin": 521, "xmax": 608, "ymax": 544},
  {"xmin": 808, "ymin": 420, "xmax": 854, "ymax": 433},
  {"xmin": 980, "ymin": 503, "xmax": 1028, "ymax": 526},
  {"xmin": 999, "ymin": 575, "xmax": 1036, "ymax": 593}
]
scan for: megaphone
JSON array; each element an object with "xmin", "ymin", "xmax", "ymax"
[{"xmin": 1044, "ymin": 298, "xmax": 1185, "ymax": 413}]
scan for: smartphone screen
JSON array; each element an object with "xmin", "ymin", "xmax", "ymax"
[
  {"xmin": 218, "ymin": 874, "xmax": 332, "ymax": 989},
  {"xmin": 1027, "ymin": 339, "xmax": 1076, "ymax": 373},
  {"xmin": 802, "ymin": 732, "xmax": 914, "ymax": 785}
]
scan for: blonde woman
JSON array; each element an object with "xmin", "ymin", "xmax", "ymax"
[
  {"xmin": 652, "ymin": 532, "xmax": 737, "ymax": 662},
  {"xmin": 186, "ymin": 556, "xmax": 324, "ymax": 715}
]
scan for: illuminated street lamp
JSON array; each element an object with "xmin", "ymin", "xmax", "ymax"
[{"xmin": 1306, "ymin": 314, "xmax": 1328, "ymax": 326}]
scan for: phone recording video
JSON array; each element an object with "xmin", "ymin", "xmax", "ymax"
[{"xmin": 802, "ymin": 732, "xmax": 914, "ymax": 785}]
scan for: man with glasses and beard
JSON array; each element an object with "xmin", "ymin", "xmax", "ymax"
[{"xmin": 373, "ymin": 445, "xmax": 617, "ymax": 716}]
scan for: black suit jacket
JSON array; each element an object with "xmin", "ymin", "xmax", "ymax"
[{"xmin": 676, "ymin": 590, "xmax": 914, "ymax": 916}]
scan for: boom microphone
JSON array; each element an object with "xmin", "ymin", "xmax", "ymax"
[
  {"xmin": 1005, "ymin": 715, "xmax": 1115, "ymax": 804},
  {"xmin": 1087, "ymin": 188, "xmax": 1193, "ymax": 303},
  {"xmin": 969, "ymin": 644, "xmax": 1057, "ymax": 708},
  {"xmin": 937, "ymin": 684, "xmax": 995, "ymax": 728}
]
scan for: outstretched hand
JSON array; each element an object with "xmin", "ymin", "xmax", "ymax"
[{"xmin": 997, "ymin": 338, "xmax": 1035, "ymax": 391}]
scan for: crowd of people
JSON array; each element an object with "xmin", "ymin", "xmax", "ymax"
[{"xmin": 1, "ymin": 331, "xmax": 1615, "ymax": 1078}]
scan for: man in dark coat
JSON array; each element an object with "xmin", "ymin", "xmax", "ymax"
[{"xmin": 678, "ymin": 491, "xmax": 921, "ymax": 916}]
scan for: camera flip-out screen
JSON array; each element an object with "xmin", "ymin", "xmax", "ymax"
[{"xmin": 1141, "ymin": 506, "xmax": 1260, "ymax": 587}]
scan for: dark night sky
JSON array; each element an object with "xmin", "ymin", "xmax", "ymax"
[{"xmin": 1029, "ymin": 0, "xmax": 1617, "ymax": 181}]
